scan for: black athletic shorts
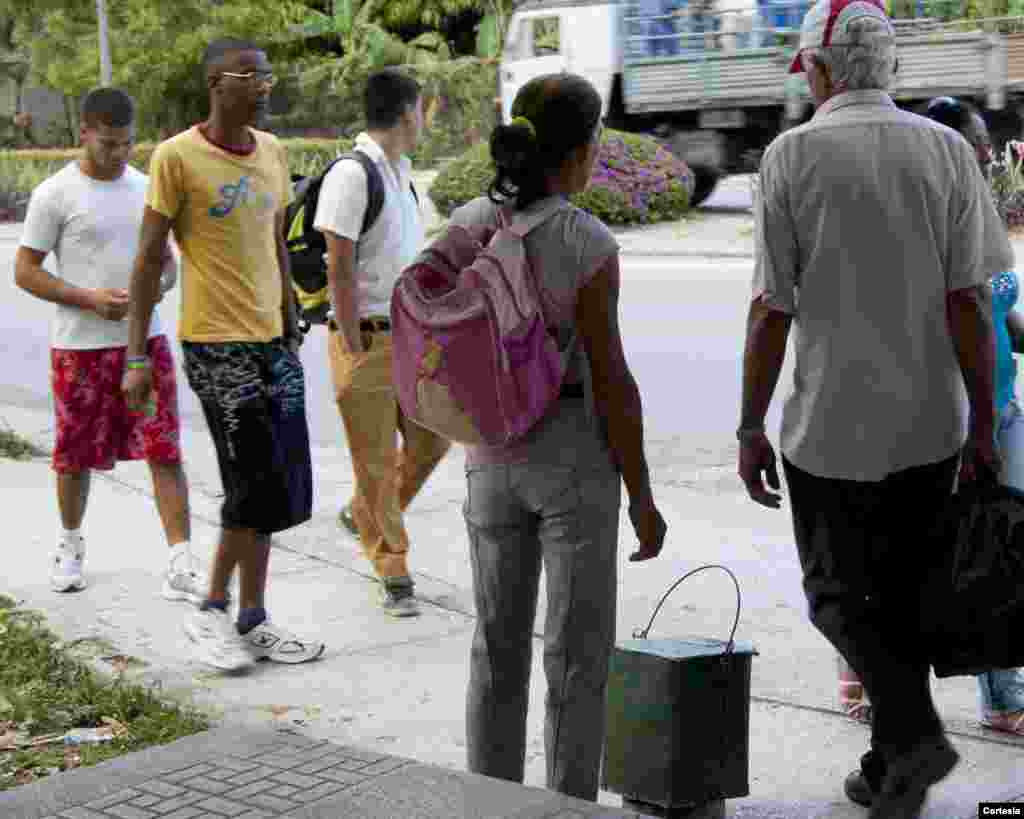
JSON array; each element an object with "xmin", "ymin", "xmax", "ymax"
[{"xmin": 182, "ymin": 338, "xmax": 313, "ymax": 534}]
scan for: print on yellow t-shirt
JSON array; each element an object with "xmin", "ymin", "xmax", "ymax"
[{"xmin": 146, "ymin": 126, "xmax": 292, "ymax": 343}]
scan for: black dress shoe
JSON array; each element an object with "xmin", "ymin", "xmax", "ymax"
[
  {"xmin": 868, "ymin": 736, "xmax": 959, "ymax": 819},
  {"xmin": 845, "ymin": 770, "xmax": 877, "ymax": 807},
  {"xmin": 845, "ymin": 749, "xmax": 885, "ymax": 808}
]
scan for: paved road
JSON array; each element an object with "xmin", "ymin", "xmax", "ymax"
[
  {"xmin": 0, "ymin": 226, "xmax": 783, "ymax": 471},
  {"xmin": 701, "ymin": 173, "xmax": 755, "ymax": 212}
]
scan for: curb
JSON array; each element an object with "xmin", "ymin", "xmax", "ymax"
[{"xmin": 618, "ymin": 248, "xmax": 756, "ymax": 259}]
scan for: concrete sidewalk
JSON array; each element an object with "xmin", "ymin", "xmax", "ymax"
[{"xmin": 1, "ymin": 400, "xmax": 1022, "ymax": 818}]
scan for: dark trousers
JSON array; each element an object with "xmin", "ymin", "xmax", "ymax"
[{"xmin": 782, "ymin": 453, "xmax": 959, "ymax": 762}]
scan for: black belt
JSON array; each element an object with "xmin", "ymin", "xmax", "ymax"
[
  {"xmin": 359, "ymin": 317, "xmax": 390, "ymax": 333},
  {"xmin": 560, "ymin": 382, "xmax": 585, "ymax": 399}
]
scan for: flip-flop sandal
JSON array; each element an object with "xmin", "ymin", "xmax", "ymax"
[{"xmin": 980, "ymin": 710, "xmax": 1024, "ymax": 736}]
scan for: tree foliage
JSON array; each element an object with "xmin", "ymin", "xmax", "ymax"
[
  {"xmin": 7, "ymin": 0, "xmax": 313, "ymax": 139},
  {"xmin": 1, "ymin": 0, "xmax": 507, "ymax": 143}
]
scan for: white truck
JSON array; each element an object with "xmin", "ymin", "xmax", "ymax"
[{"xmin": 499, "ymin": 0, "xmax": 1024, "ymax": 204}]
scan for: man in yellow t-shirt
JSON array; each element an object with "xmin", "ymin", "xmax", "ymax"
[{"xmin": 123, "ymin": 38, "xmax": 323, "ymax": 672}]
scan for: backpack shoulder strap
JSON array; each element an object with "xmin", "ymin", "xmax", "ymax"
[
  {"xmin": 341, "ymin": 151, "xmax": 386, "ymax": 236},
  {"xmin": 299, "ymin": 156, "xmax": 343, "ymax": 241},
  {"xmin": 503, "ymin": 197, "xmax": 568, "ymax": 238}
]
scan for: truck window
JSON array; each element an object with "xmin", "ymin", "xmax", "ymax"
[{"xmin": 533, "ymin": 16, "xmax": 562, "ymax": 56}]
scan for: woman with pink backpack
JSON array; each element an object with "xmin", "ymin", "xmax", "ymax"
[{"xmin": 446, "ymin": 74, "xmax": 669, "ymax": 801}]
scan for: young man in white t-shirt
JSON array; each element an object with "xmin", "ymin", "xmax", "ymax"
[
  {"xmin": 314, "ymin": 68, "xmax": 450, "ymax": 617},
  {"xmin": 14, "ymin": 88, "xmax": 206, "ymax": 602}
]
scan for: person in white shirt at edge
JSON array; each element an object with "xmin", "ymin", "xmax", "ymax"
[
  {"xmin": 737, "ymin": 0, "xmax": 1013, "ymax": 817},
  {"xmin": 14, "ymin": 88, "xmax": 203, "ymax": 602},
  {"xmin": 314, "ymin": 68, "xmax": 450, "ymax": 618}
]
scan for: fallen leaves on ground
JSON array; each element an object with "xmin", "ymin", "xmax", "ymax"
[
  {"xmin": 104, "ymin": 656, "xmax": 131, "ymax": 674},
  {"xmin": 101, "ymin": 717, "xmax": 128, "ymax": 738},
  {"xmin": 0, "ymin": 728, "xmax": 23, "ymax": 751}
]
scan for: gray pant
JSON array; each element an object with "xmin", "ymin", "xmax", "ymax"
[{"xmin": 463, "ymin": 461, "xmax": 622, "ymax": 801}]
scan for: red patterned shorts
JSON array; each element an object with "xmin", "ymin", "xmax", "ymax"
[{"xmin": 51, "ymin": 335, "xmax": 182, "ymax": 473}]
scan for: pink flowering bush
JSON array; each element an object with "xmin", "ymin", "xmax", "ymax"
[
  {"xmin": 990, "ymin": 139, "xmax": 1024, "ymax": 230},
  {"xmin": 429, "ymin": 128, "xmax": 693, "ymax": 226}
]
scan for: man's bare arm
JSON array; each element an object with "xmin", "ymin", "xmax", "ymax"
[
  {"xmin": 740, "ymin": 297, "xmax": 793, "ymax": 431},
  {"xmin": 275, "ymin": 211, "xmax": 299, "ymax": 342},
  {"xmin": 948, "ymin": 284, "xmax": 997, "ymax": 438},
  {"xmin": 323, "ymin": 232, "xmax": 362, "ymax": 353},
  {"xmin": 127, "ymin": 207, "xmax": 172, "ymax": 358},
  {"xmin": 15, "ymin": 247, "xmax": 100, "ymax": 312}
]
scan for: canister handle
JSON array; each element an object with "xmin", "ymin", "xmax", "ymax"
[{"xmin": 632, "ymin": 564, "xmax": 742, "ymax": 655}]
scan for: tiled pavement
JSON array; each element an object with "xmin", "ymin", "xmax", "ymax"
[{"xmin": 0, "ymin": 729, "xmax": 648, "ymax": 819}]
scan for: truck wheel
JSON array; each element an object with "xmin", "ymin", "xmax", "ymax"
[{"xmin": 689, "ymin": 164, "xmax": 722, "ymax": 208}]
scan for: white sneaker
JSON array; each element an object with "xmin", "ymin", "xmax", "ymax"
[
  {"xmin": 183, "ymin": 608, "xmax": 253, "ymax": 672},
  {"xmin": 51, "ymin": 539, "xmax": 86, "ymax": 593},
  {"xmin": 162, "ymin": 552, "xmax": 222, "ymax": 607},
  {"xmin": 240, "ymin": 620, "xmax": 325, "ymax": 665}
]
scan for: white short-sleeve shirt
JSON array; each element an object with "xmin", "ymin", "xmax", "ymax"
[
  {"xmin": 20, "ymin": 162, "xmax": 168, "ymax": 350},
  {"xmin": 312, "ymin": 133, "xmax": 424, "ymax": 319},
  {"xmin": 754, "ymin": 90, "xmax": 1014, "ymax": 481}
]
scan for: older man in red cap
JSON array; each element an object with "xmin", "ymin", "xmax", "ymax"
[{"xmin": 737, "ymin": 0, "xmax": 1013, "ymax": 815}]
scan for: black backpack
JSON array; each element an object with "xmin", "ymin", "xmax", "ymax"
[{"xmin": 285, "ymin": 151, "xmax": 418, "ymax": 327}]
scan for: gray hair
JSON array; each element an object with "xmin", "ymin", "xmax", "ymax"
[{"xmin": 808, "ymin": 17, "xmax": 896, "ymax": 91}]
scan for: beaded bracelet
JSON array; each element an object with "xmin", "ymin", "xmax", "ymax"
[{"xmin": 125, "ymin": 357, "xmax": 150, "ymax": 370}]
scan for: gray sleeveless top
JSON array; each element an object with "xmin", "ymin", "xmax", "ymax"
[{"xmin": 448, "ymin": 195, "xmax": 620, "ymax": 467}]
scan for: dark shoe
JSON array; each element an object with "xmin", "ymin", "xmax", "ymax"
[
  {"xmin": 339, "ymin": 502, "xmax": 358, "ymax": 537},
  {"xmin": 380, "ymin": 578, "xmax": 420, "ymax": 618},
  {"xmin": 845, "ymin": 771, "xmax": 876, "ymax": 807},
  {"xmin": 845, "ymin": 749, "xmax": 885, "ymax": 808},
  {"xmin": 868, "ymin": 736, "xmax": 959, "ymax": 819}
]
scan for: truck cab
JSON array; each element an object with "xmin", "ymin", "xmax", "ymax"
[{"xmin": 500, "ymin": 1, "xmax": 620, "ymax": 121}]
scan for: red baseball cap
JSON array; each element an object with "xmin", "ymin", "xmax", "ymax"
[{"xmin": 789, "ymin": 0, "xmax": 894, "ymax": 74}]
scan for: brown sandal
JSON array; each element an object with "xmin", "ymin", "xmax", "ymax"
[
  {"xmin": 980, "ymin": 710, "xmax": 1024, "ymax": 736},
  {"xmin": 837, "ymin": 657, "xmax": 873, "ymax": 724}
]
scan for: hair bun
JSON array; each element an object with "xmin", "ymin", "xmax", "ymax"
[{"xmin": 490, "ymin": 122, "xmax": 535, "ymax": 174}]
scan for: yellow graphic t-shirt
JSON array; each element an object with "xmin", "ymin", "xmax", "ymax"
[{"xmin": 146, "ymin": 126, "xmax": 291, "ymax": 343}]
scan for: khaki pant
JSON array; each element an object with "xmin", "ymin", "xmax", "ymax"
[{"xmin": 328, "ymin": 326, "xmax": 450, "ymax": 581}]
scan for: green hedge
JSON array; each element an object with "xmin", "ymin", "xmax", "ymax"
[
  {"xmin": 0, "ymin": 139, "xmax": 354, "ymax": 203},
  {"xmin": 429, "ymin": 129, "xmax": 693, "ymax": 226}
]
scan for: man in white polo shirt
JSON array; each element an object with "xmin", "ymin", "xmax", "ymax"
[
  {"xmin": 736, "ymin": 0, "xmax": 1013, "ymax": 815},
  {"xmin": 315, "ymin": 68, "xmax": 450, "ymax": 617}
]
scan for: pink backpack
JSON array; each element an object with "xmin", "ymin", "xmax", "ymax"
[{"xmin": 391, "ymin": 199, "xmax": 574, "ymax": 447}]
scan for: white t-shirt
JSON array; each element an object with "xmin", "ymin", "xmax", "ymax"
[
  {"xmin": 312, "ymin": 133, "xmax": 424, "ymax": 318},
  {"xmin": 20, "ymin": 162, "xmax": 167, "ymax": 350}
]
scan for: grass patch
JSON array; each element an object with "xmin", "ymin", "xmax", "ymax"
[
  {"xmin": 0, "ymin": 603, "xmax": 208, "ymax": 791},
  {"xmin": 0, "ymin": 428, "xmax": 45, "ymax": 461}
]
